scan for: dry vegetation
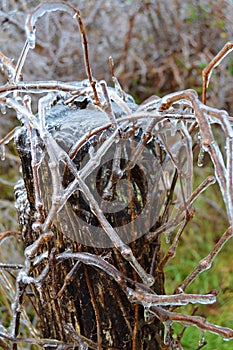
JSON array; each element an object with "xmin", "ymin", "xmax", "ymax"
[{"xmin": 0, "ymin": 1, "xmax": 233, "ymax": 349}]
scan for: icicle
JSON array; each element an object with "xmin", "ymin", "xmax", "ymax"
[
  {"xmin": 144, "ymin": 305, "xmax": 152, "ymax": 322},
  {"xmin": 197, "ymin": 132, "xmax": 205, "ymax": 167},
  {"xmin": 170, "ymin": 119, "xmax": 178, "ymax": 136},
  {"xmin": 197, "ymin": 147, "xmax": 205, "ymax": 167},
  {"xmin": 165, "ymin": 228, "xmax": 174, "ymax": 244},
  {"xmin": 199, "ymin": 329, "xmax": 206, "ymax": 347},
  {"xmin": 163, "ymin": 320, "xmax": 173, "ymax": 345},
  {"xmin": 25, "ymin": 2, "xmax": 77, "ymax": 49},
  {"xmin": 0, "ymin": 103, "xmax": 6, "ymax": 115},
  {"xmin": 0, "ymin": 144, "xmax": 5, "ymax": 161},
  {"xmin": 23, "ymin": 94, "xmax": 32, "ymax": 111}
]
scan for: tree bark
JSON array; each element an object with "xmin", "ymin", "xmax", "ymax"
[{"xmin": 15, "ymin": 91, "xmax": 166, "ymax": 349}]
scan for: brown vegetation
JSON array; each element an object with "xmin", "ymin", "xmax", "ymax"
[{"xmin": 1, "ymin": 1, "xmax": 233, "ymax": 349}]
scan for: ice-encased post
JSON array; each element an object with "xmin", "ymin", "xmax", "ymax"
[{"xmin": 15, "ymin": 87, "xmax": 168, "ymax": 349}]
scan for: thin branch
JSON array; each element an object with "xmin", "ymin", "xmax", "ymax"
[
  {"xmin": 151, "ymin": 306, "xmax": 233, "ymax": 341},
  {"xmin": 0, "ymin": 230, "xmax": 21, "ymax": 241},
  {"xmin": 176, "ymin": 226, "xmax": 232, "ymax": 293},
  {"xmin": 202, "ymin": 42, "xmax": 233, "ymax": 104}
]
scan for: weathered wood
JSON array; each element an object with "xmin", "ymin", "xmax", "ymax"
[{"xmin": 15, "ymin": 90, "xmax": 167, "ymax": 349}]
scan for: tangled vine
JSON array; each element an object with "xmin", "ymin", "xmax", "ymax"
[{"xmin": 0, "ymin": 2, "xmax": 233, "ymax": 349}]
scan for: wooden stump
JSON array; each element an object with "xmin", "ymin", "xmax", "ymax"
[{"xmin": 15, "ymin": 88, "xmax": 167, "ymax": 349}]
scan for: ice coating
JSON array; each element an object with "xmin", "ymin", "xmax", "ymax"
[
  {"xmin": 0, "ymin": 7, "xmax": 231, "ymax": 344},
  {"xmin": 25, "ymin": 2, "xmax": 78, "ymax": 49},
  {"xmin": 0, "ymin": 144, "xmax": 5, "ymax": 160},
  {"xmin": 204, "ymin": 43, "xmax": 233, "ymax": 89}
]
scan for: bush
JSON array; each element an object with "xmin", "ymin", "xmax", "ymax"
[{"xmin": 1, "ymin": 1, "xmax": 233, "ymax": 349}]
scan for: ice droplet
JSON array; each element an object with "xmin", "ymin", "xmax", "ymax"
[
  {"xmin": 0, "ymin": 103, "xmax": 6, "ymax": 115},
  {"xmin": 144, "ymin": 305, "xmax": 152, "ymax": 322},
  {"xmin": 177, "ymin": 287, "xmax": 184, "ymax": 294},
  {"xmin": 197, "ymin": 147, "xmax": 205, "ymax": 167},
  {"xmin": 165, "ymin": 229, "xmax": 173, "ymax": 244},
  {"xmin": 27, "ymin": 30, "xmax": 36, "ymax": 49},
  {"xmin": 199, "ymin": 329, "xmax": 206, "ymax": 347},
  {"xmin": 197, "ymin": 132, "xmax": 205, "ymax": 167},
  {"xmin": 0, "ymin": 144, "xmax": 5, "ymax": 161},
  {"xmin": 223, "ymin": 337, "xmax": 232, "ymax": 342},
  {"xmin": 163, "ymin": 320, "xmax": 173, "ymax": 345}
]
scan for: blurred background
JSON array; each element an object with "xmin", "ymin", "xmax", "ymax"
[{"xmin": 0, "ymin": 1, "xmax": 233, "ymax": 349}]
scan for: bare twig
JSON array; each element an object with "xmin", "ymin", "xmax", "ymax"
[
  {"xmin": 202, "ymin": 42, "xmax": 233, "ymax": 104},
  {"xmin": 176, "ymin": 226, "xmax": 232, "ymax": 293}
]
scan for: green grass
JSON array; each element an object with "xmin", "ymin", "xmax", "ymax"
[
  {"xmin": 163, "ymin": 164, "xmax": 233, "ymax": 349},
  {"xmin": 172, "ymin": 323, "xmax": 233, "ymax": 350}
]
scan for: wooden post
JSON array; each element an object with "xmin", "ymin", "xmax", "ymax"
[{"xmin": 15, "ymin": 89, "xmax": 167, "ymax": 349}]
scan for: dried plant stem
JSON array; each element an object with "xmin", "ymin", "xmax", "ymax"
[
  {"xmin": 0, "ymin": 331, "xmax": 69, "ymax": 348},
  {"xmin": 0, "ymin": 51, "xmax": 15, "ymax": 81},
  {"xmin": 100, "ymin": 80, "xmax": 117, "ymax": 127},
  {"xmin": 0, "ymin": 81, "xmax": 83, "ymax": 96},
  {"xmin": 0, "ymin": 264, "xmax": 23, "ymax": 270},
  {"xmin": 76, "ymin": 11, "xmax": 100, "ymax": 105},
  {"xmin": 13, "ymin": 41, "xmax": 30, "ymax": 82},
  {"xmin": 109, "ymin": 56, "xmax": 125, "ymax": 99},
  {"xmin": 158, "ymin": 214, "xmax": 193, "ymax": 270},
  {"xmin": 57, "ymin": 261, "xmax": 81, "ymax": 298},
  {"xmin": 146, "ymin": 175, "xmax": 216, "ymax": 243},
  {"xmin": 63, "ymin": 323, "xmax": 98, "ymax": 349},
  {"xmin": 0, "ymin": 127, "xmax": 18, "ymax": 146},
  {"xmin": 177, "ymin": 226, "xmax": 232, "ymax": 293},
  {"xmin": 1, "ymin": 5, "xmax": 233, "ymax": 346},
  {"xmin": 202, "ymin": 42, "xmax": 233, "ymax": 104},
  {"xmin": 151, "ymin": 305, "xmax": 233, "ymax": 340},
  {"xmin": 159, "ymin": 89, "xmax": 233, "ymax": 224},
  {"xmin": 25, "ymin": 2, "xmax": 100, "ymax": 105},
  {"xmin": 0, "ymin": 230, "xmax": 20, "ymax": 241}
]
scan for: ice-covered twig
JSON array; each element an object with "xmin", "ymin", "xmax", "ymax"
[
  {"xmin": 0, "ymin": 127, "xmax": 18, "ymax": 147},
  {"xmin": 0, "ymin": 51, "xmax": 15, "ymax": 82},
  {"xmin": 159, "ymin": 89, "xmax": 233, "ymax": 227},
  {"xmin": 100, "ymin": 80, "xmax": 117, "ymax": 127},
  {"xmin": 202, "ymin": 42, "xmax": 233, "ymax": 104},
  {"xmin": 158, "ymin": 213, "xmax": 193, "ymax": 269},
  {"xmin": 0, "ymin": 230, "xmax": 20, "ymax": 241},
  {"xmin": 0, "ymin": 263, "xmax": 23, "ymax": 270},
  {"xmin": 146, "ymin": 175, "xmax": 216, "ymax": 243},
  {"xmin": 151, "ymin": 305, "xmax": 233, "ymax": 341},
  {"xmin": 176, "ymin": 226, "xmax": 232, "ymax": 293},
  {"xmin": 56, "ymin": 251, "xmax": 136, "ymax": 288},
  {"xmin": 56, "ymin": 251, "xmax": 216, "ymax": 307},
  {"xmin": 13, "ymin": 41, "xmax": 30, "ymax": 82},
  {"xmin": 24, "ymin": 232, "xmax": 54, "ymax": 259},
  {"xmin": 28, "ymin": 125, "xmax": 45, "ymax": 224},
  {"xmin": 55, "ymin": 250, "xmax": 233, "ymax": 342},
  {"xmin": 0, "ymin": 81, "xmax": 84, "ymax": 97},
  {"xmin": 63, "ymin": 323, "xmax": 97, "ymax": 349},
  {"xmin": 25, "ymin": 2, "xmax": 100, "ymax": 104},
  {"xmin": 109, "ymin": 56, "xmax": 126, "ymax": 100},
  {"xmin": 0, "ymin": 331, "xmax": 69, "ymax": 348},
  {"xmin": 127, "ymin": 288, "xmax": 217, "ymax": 307}
]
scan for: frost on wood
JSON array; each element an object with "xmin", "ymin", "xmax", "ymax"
[{"xmin": 0, "ymin": 2, "xmax": 233, "ymax": 350}]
